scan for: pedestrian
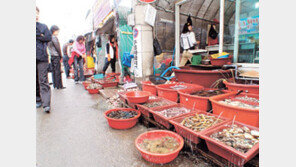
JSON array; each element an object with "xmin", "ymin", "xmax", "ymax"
[
  {"xmin": 69, "ymin": 35, "xmax": 86, "ymax": 84},
  {"xmin": 36, "ymin": 7, "xmax": 52, "ymax": 113},
  {"xmin": 102, "ymin": 35, "xmax": 118, "ymax": 75},
  {"xmin": 179, "ymin": 15, "xmax": 200, "ymax": 66},
  {"xmin": 62, "ymin": 39, "xmax": 74, "ymax": 78},
  {"xmin": 48, "ymin": 25, "xmax": 65, "ymax": 89}
]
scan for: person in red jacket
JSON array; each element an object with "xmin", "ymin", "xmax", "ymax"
[{"xmin": 69, "ymin": 35, "xmax": 86, "ymax": 84}]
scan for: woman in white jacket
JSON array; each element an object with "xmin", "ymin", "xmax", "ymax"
[
  {"xmin": 102, "ymin": 35, "xmax": 118, "ymax": 75},
  {"xmin": 180, "ymin": 17, "xmax": 199, "ymax": 66}
]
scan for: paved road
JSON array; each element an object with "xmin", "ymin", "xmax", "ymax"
[{"xmin": 36, "ymin": 78, "xmax": 212, "ymax": 167}]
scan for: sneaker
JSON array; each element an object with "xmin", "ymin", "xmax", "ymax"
[
  {"xmin": 75, "ymin": 81, "xmax": 79, "ymax": 84},
  {"xmin": 43, "ymin": 106, "xmax": 50, "ymax": 113},
  {"xmin": 36, "ymin": 102, "xmax": 42, "ymax": 108}
]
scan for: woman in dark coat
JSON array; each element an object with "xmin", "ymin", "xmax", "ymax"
[{"xmin": 48, "ymin": 25, "xmax": 65, "ymax": 89}]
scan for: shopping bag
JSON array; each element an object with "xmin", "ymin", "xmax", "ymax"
[{"xmin": 86, "ymin": 56, "xmax": 95, "ymax": 69}]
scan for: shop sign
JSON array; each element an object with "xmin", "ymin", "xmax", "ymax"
[
  {"xmin": 132, "ymin": 26, "xmax": 142, "ymax": 77},
  {"xmin": 239, "ymin": 16, "xmax": 259, "ymax": 34},
  {"xmin": 145, "ymin": 4, "xmax": 157, "ymax": 26}
]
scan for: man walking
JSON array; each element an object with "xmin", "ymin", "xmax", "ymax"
[
  {"xmin": 36, "ymin": 7, "xmax": 52, "ymax": 113},
  {"xmin": 62, "ymin": 39, "xmax": 74, "ymax": 78}
]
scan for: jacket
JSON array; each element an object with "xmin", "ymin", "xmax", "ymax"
[
  {"xmin": 180, "ymin": 31, "xmax": 197, "ymax": 50},
  {"xmin": 68, "ymin": 41, "xmax": 86, "ymax": 65},
  {"xmin": 105, "ymin": 42, "xmax": 118, "ymax": 59},
  {"xmin": 36, "ymin": 22, "xmax": 52, "ymax": 62},
  {"xmin": 47, "ymin": 36, "xmax": 62, "ymax": 57}
]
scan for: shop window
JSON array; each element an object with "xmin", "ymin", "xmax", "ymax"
[{"xmin": 237, "ymin": 0, "xmax": 259, "ymax": 64}]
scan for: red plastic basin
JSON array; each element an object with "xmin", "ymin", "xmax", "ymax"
[
  {"xmin": 83, "ymin": 81, "xmax": 91, "ymax": 90},
  {"xmin": 125, "ymin": 91, "xmax": 151, "ymax": 104},
  {"xmin": 156, "ymin": 83, "xmax": 204, "ymax": 103},
  {"xmin": 150, "ymin": 104, "xmax": 195, "ymax": 129},
  {"xmin": 169, "ymin": 111, "xmax": 230, "ymax": 144},
  {"xmin": 104, "ymin": 108, "xmax": 141, "ymax": 129},
  {"xmin": 141, "ymin": 81, "xmax": 157, "ymax": 96},
  {"xmin": 87, "ymin": 88, "xmax": 99, "ymax": 94},
  {"xmin": 200, "ymin": 121, "xmax": 259, "ymax": 166},
  {"xmin": 223, "ymin": 80, "xmax": 259, "ymax": 94},
  {"xmin": 135, "ymin": 130, "xmax": 184, "ymax": 164},
  {"xmin": 137, "ymin": 98, "xmax": 177, "ymax": 118},
  {"xmin": 209, "ymin": 56, "xmax": 232, "ymax": 66},
  {"xmin": 173, "ymin": 68, "xmax": 232, "ymax": 88},
  {"xmin": 209, "ymin": 92, "xmax": 259, "ymax": 127},
  {"xmin": 179, "ymin": 88, "xmax": 228, "ymax": 112}
]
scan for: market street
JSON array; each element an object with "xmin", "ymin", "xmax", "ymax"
[{"xmin": 36, "ymin": 77, "xmax": 212, "ymax": 167}]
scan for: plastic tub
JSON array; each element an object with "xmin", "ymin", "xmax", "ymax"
[
  {"xmin": 137, "ymin": 98, "xmax": 177, "ymax": 118},
  {"xmin": 191, "ymin": 55, "xmax": 202, "ymax": 65},
  {"xmin": 200, "ymin": 121, "xmax": 259, "ymax": 166},
  {"xmin": 210, "ymin": 56, "xmax": 232, "ymax": 66},
  {"xmin": 179, "ymin": 88, "xmax": 228, "ymax": 111},
  {"xmin": 141, "ymin": 81, "xmax": 157, "ymax": 96},
  {"xmin": 98, "ymin": 80, "xmax": 118, "ymax": 88},
  {"xmin": 150, "ymin": 104, "xmax": 195, "ymax": 129},
  {"xmin": 156, "ymin": 83, "xmax": 204, "ymax": 103},
  {"xmin": 169, "ymin": 111, "xmax": 230, "ymax": 144},
  {"xmin": 104, "ymin": 108, "xmax": 141, "ymax": 129},
  {"xmin": 135, "ymin": 130, "xmax": 184, "ymax": 164},
  {"xmin": 126, "ymin": 91, "xmax": 151, "ymax": 104},
  {"xmin": 223, "ymin": 80, "xmax": 259, "ymax": 94},
  {"xmin": 173, "ymin": 68, "xmax": 232, "ymax": 88},
  {"xmin": 209, "ymin": 92, "xmax": 259, "ymax": 127},
  {"xmin": 83, "ymin": 81, "xmax": 91, "ymax": 90},
  {"xmin": 87, "ymin": 88, "xmax": 99, "ymax": 94}
]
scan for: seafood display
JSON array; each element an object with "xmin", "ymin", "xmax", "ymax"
[
  {"xmin": 149, "ymin": 96, "xmax": 158, "ymax": 100},
  {"xmin": 143, "ymin": 101, "xmax": 170, "ymax": 108},
  {"xmin": 87, "ymin": 83, "xmax": 102, "ymax": 89},
  {"xmin": 234, "ymin": 96, "xmax": 259, "ymax": 103},
  {"xmin": 156, "ymin": 107, "xmax": 191, "ymax": 118},
  {"xmin": 190, "ymin": 90, "xmax": 225, "ymax": 97},
  {"xmin": 210, "ymin": 125, "xmax": 259, "ymax": 153},
  {"xmin": 107, "ymin": 110, "xmax": 138, "ymax": 119},
  {"xmin": 106, "ymin": 94, "xmax": 122, "ymax": 108},
  {"xmin": 219, "ymin": 99, "xmax": 259, "ymax": 109},
  {"xmin": 180, "ymin": 114, "xmax": 223, "ymax": 132},
  {"xmin": 140, "ymin": 137, "xmax": 180, "ymax": 154},
  {"xmin": 169, "ymin": 85, "xmax": 187, "ymax": 90}
]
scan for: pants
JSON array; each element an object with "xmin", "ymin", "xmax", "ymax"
[
  {"xmin": 63, "ymin": 54, "xmax": 70, "ymax": 77},
  {"xmin": 103, "ymin": 57, "xmax": 116, "ymax": 73},
  {"xmin": 51, "ymin": 56, "xmax": 64, "ymax": 89},
  {"xmin": 36, "ymin": 61, "xmax": 51, "ymax": 107},
  {"xmin": 179, "ymin": 50, "xmax": 193, "ymax": 67},
  {"xmin": 74, "ymin": 56, "xmax": 85, "ymax": 81}
]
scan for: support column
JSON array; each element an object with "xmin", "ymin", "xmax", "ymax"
[
  {"xmin": 233, "ymin": 0, "xmax": 241, "ymax": 63},
  {"xmin": 175, "ymin": 5, "xmax": 180, "ymax": 67},
  {"xmin": 219, "ymin": 0, "xmax": 225, "ymax": 53},
  {"xmin": 133, "ymin": 4, "xmax": 154, "ymax": 83}
]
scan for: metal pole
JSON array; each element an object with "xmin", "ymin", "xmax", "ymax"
[
  {"xmin": 233, "ymin": 0, "xmax": 241, "ymax": 63},
  {"xmin": 219, "ymin": 0, "xmax": 225, "ymax": 53},
  {"xmin": 175, "ymin": 4, "xmax": 180, "ymax": 67}
]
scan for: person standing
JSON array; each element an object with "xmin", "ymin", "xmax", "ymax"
[
  {"xmin": 102, "ymin": 35, "xmax": 118, "ymax": 75},
  {"xmin": 36, "ymin": 7, "xmax": 52, "ymax": 113},
  {"xmin": 48, "ymin": 25, "xmax": 64, "ymax": 89},
  {"xmin": 179, "ymin": 15, "xmax": 199, "ymax": 66},
  {"xmin": 62, "ymin": 39, "xmax": 74, "ymax": 78},
  {"xmin": 69, "ymin": 35, "xmax": 86, "ymax": 84}
]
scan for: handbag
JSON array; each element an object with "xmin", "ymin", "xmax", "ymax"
[
  {"xmin": 153, "ymin": 38, "xmax": 162, "ymax": 56},
  {"xmin": 209, "ymin": 24, "xmax": 218, "ymax": 39}
]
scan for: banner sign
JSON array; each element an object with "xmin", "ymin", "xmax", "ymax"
[{"xmin": 239, "ymin": 16, "xmax": 259, "ymax": 34}]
